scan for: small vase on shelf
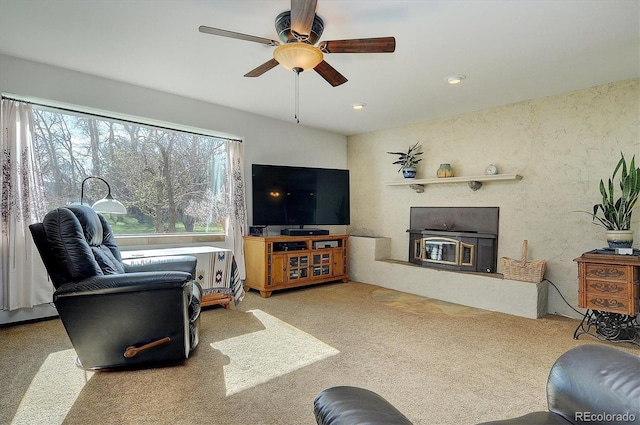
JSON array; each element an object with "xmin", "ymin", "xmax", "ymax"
[{"xmin": 437, "ymin": 163, "xmax": 454, "ymax": 178}]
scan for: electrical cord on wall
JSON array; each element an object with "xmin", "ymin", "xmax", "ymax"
[{"xmin": 544, "ymin": 278, "xmax": 583, "ymax": 315}]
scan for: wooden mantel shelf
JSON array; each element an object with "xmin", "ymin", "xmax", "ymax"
[{"xmin": 385, "ymin": 173, "xmax": 523, "ymax": 192}]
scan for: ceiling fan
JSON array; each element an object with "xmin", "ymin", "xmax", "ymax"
[{"xmin": 198, "ymin": 0, "xmax": 396, "ymax": 87}]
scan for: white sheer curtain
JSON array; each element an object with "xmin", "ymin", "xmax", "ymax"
[
  {"xmin": 225, "ymin": 139, "xmax": 247, "ymax": 282},
  {"xmin": 1, "ymin": 98, "xmax": 50, "ymax": 310}
]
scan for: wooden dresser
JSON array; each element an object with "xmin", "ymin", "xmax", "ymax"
[
  {"xmin": 575, "ymin": 251, "xmax": 639, "ymax": 315},
  {"xmin": 573, "ymin": 250, "xmax": 640, "ymax": 345}
]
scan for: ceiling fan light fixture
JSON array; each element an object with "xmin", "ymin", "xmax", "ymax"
[
  {"xmin": 273, "ymin": 43, "xmax": 324, "ymax": 72},
  {"xmin": 446, "ymin": 74, "xmax": 466, "ymax": 85}
]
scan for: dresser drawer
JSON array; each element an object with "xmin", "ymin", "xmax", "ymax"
[
  {"xmin": 579, "ymin": 293, "xmax": 635, "ymax": 314},
  {"xmin": 584, "ymin": 264, "xmax": 628, "ymax": 282},
  {"xmin": 579, "ymin": 281, "xmax": 638, "ymax": 315},
  {"xmin": 583, "ymin": 279, "xmax": 628, "ymax": 297}
]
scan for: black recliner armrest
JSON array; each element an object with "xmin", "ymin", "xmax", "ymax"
[
  {"xmin": 52, "ymin": 271, "xmax": 202, "ymax": 369},
  {"xmin": 53, "ymin": 271, "xmax": 194, "ymax": 298},
  {"xmin": 122, "ymin": 254, "xmax": 197, "ymax": 276}
]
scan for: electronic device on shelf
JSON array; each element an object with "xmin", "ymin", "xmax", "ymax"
[
  {"xmin": 281, "ymin": 228, "xmax": 330, "ymax": 236},
  {"xmin": 313, "ymin": 240, "xmax": 340, "ymax": 249},
  {"xmin": 252, "ymin": 164, "xmax": 350, "ymax": 228},
  {"xmin": 249, "ymin": 226, "xmax": 265, "ymax": 236},
  {"xmin": 273, "ymin": 241, "xmax": 308, "ymax": 251}
]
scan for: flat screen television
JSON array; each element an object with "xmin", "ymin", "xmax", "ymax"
[{"xmin": 252, "ymin": 164, "xmax": 350, "ymax": 227}]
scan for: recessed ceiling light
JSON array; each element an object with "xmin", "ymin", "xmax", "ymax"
[
  {"xmin": 446, "ymin": 74, "xmax": 466, "ymax": 85},
  {"xmin": 352, "ymin": 103, "xmax": 366, "ymax": 110}
]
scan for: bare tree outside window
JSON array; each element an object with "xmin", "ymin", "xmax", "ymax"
[{"xmin": 32, "ymin": 107, "xmax": 229, "ymax": 234}]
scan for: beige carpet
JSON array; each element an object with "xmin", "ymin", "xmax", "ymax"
[
  {"xmin": 1, "ymin": 281, "xmax": 638, "ymax": 425},
  {"xmin": 211, "ymin": 309, "xmax": 339, "ymax": 396}
]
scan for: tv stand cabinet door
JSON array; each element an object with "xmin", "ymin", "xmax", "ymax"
[
  {"xmin": 332, "ymin": 247, "xmax": 347, "ymax": 278},
  {"xmin": 271, "ymin": 253, "xmax": 287, "ymax": 287}
]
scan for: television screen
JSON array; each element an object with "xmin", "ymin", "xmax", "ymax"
[{"xmin": 252, "ymin": 164, "xmax": 350, "ymax": 226}]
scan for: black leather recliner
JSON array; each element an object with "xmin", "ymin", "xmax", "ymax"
[{"xmin": 29, "ymin": 205, "xmax": 202, "ymax": 370}]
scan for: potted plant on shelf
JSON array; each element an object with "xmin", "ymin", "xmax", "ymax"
[
  {"xmin": 387, "ymin": 142, "xmax": 423, "ymax": 179},
  {"xmin": 588, "ymin": 152, "xmax": 639, "ymax": 248}
]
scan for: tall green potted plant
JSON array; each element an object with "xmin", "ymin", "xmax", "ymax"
[
  {"xmin": 387, "ymin": 142, "xmax": 423, "ymax": 179},
  {"xmin": 589, "ymin": 153, "xmax": 639, "ymax": 248}
]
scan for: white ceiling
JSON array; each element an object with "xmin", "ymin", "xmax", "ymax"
[{"xmin": 0, "ymin": 0, "xmax": 638, "ymax": 136}]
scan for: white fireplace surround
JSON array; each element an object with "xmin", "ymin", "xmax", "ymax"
[{"xmin": 349, "ymin": 235, "xmax": 548, "ymax": 319}]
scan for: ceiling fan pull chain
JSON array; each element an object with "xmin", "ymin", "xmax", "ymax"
[{"xmin": 294, "ymin": 67, "xmax": 302, "ymax": 124}]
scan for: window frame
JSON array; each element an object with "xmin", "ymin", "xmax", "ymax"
[{"xmin": 6, "ymin": 93, "xmax": 242, "ymax": 240}]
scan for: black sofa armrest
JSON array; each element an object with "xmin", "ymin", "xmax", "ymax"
[
  {"xmin": 53, "ymin": 271, "xmax": 194, "ymax": 299},
  {"xmin": 122, "ymin": 255, "xmax": 197, "ymax": 276},
  {"xmin": 314, "ymin": 386, "xmax": 413, "ymax": 425},
  {"xmin": 546, "ymin": 344, "xmax": 640, "ymax": 424},
  {"xmin": 314, "ymin": 346, "xmax": 640, "ymax": 425},
  {"xmin": 476, "ymin": 344, "xmax": 640, "ymax": 425}
]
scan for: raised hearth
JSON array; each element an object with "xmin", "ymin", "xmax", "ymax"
[{"xmin": 349, "ymin": 235, "xmax": 548, "ymax": 319}]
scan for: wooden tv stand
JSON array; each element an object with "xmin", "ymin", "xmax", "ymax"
[{"xmin": 243, "ymin": 234, "xmax": 349, "ymax": 298}]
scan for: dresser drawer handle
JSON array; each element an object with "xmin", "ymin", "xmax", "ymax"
[
  {"xmin": 589, "ymin": 282, "xmax": 625, "ymax": 293},
  {"xmin": 587, "ymin": 268, "xmax": 625, "ymax": 279},
  {"xmin": 590, "ymin": 298, "xmax": 626, "ymax": 310}
]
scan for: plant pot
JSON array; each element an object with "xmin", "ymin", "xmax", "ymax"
[
  {"xmin": 402, "ymin": 166, "xmax": 417, "ymax": 179},
  {"xmin": 606, "ymin": 230, "xmax": 634, "ymax": 249}
]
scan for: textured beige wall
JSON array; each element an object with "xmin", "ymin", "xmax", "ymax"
[{"xmin": 347, "ymin": 79, "xmax": 640, "ymax": 318}]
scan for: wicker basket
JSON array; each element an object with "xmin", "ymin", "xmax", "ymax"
[{"xmin": 500, "ymin": 240, "xmax": 546, "ymax": 283}]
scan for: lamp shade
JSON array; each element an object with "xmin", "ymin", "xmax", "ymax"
[
  {"xmin": 273, "ymin": 43, "xmax": 323, "ymax": 71},
  {"xmin": 80, "ymin": 176, "xmax": 127, "ymax": 215},
  {"xmin": 92, "ymin": 197, "xmax": 127, "ymax": 214}
]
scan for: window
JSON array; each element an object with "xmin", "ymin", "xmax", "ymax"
[{"xmin": 32, "ymin": 106, "xmax": 231, "ymax": 235}]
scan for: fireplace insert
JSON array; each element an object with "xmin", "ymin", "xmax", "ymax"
[
  {"xmin": 408, "ymin": 229, "xmax": 496, "ymax": 273},
  {"xmin": 407, "ymin": 207, "xmax": 499, "ymax": 273}
]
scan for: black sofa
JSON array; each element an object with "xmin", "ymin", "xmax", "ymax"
[
  {"xmin": 314, "ymin": 344, "xmax": 640, "ymax": 425},
  {"xmin": 29, "ymin": 205, "xmax": 202, "ymax": 370}
]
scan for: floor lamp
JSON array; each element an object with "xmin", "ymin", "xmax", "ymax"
[{"xmin": 80, "ymin": 176, "xmax": 127, "ymax": 214}]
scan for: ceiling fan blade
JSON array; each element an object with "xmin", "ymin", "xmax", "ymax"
[
  {"xmin": 291, "ymin": 0, "xmax": 318, "ymax": 37},
  {"xmin": 319, "ymin": 37, "xmax": 396, "ymax": 53},
  {"xmin": 314, "ymin": 61, "xmax": 348, "ymax": 87},
  {"xmin": 244, "ymin": 58, "xmax": 280, "ymax": 77},
  {"xmin": 199, "ymin": 25, "xmax": 279, "ymax": 46}
]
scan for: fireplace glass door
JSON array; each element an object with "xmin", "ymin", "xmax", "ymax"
[
  {"xmin": 414, "ymin": 237, "xmax": 477, "ymax": 269},
  {"xmin": 423, "ymin": 237, "xmax": 459, "ymax": 265}
]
